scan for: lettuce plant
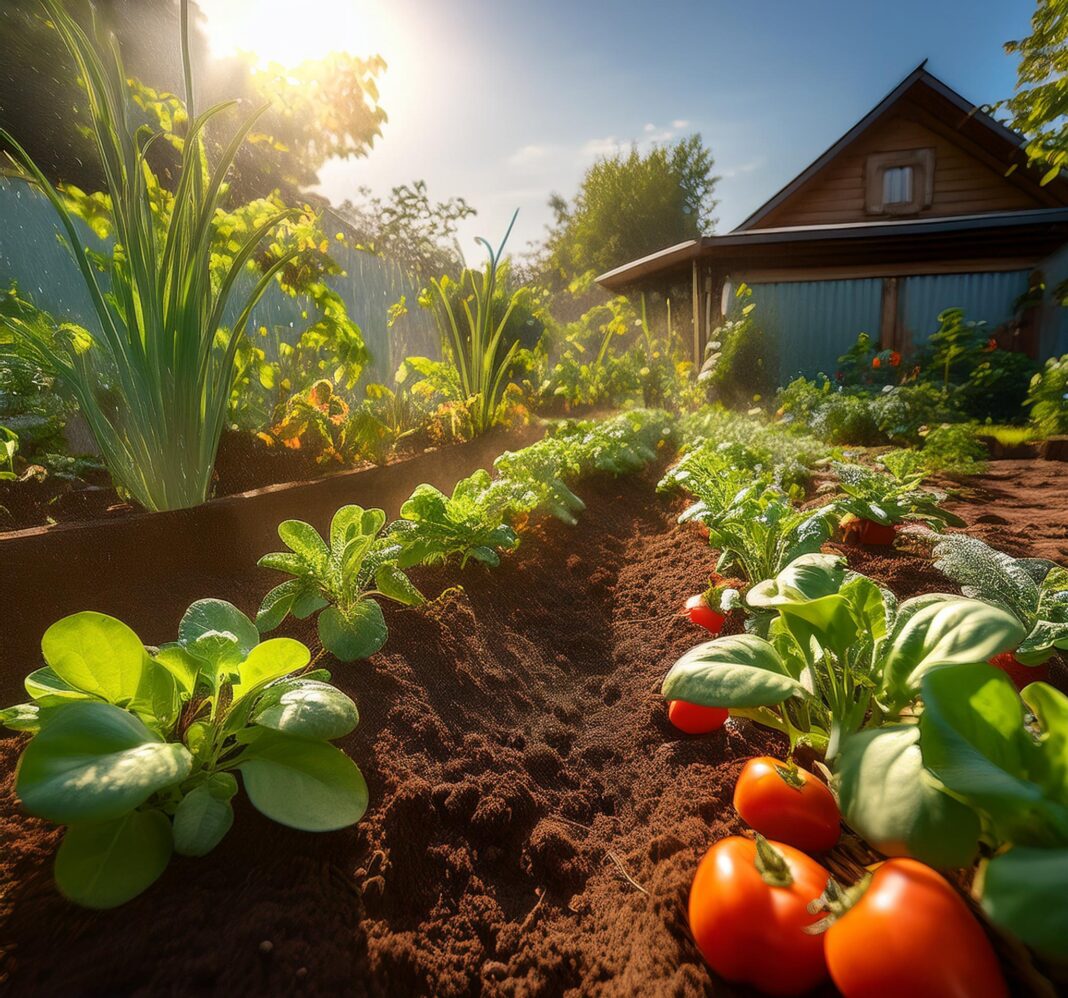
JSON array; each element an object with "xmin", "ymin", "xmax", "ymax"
[
  {"xmin": 0, "ymin": 600, "xmax": 367, "ymax": 908},
  {"xmin": 658, "ymin": 441, "xmax": 773, "ymax": 527},
  {"xmin": 830, "ymin": 462, "xmax": 964, "ymax": 530},
  {"xmin": 389, "ymin": 470, "xmax": 529, "ymax": 568},
  {"xmin": 930, "ymin": 533, "xmax": 1068, "ymax": 665},
  {"xmin": 257, "ymin": 505, "xmax": 423, "ymax": 661},
  {"xmin": 493, "ymin": 439, "xmax": 587, "ymax": 526},
  {"xmin": 705, "ymin": 488, "xmax": 837, "ymax": 585}
]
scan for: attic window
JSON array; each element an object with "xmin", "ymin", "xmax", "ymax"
[
  {"xmin": 865, "ymin": 149, "xmax": 934, "ymax": 215},
  {"xmin": 882, "ymin": 166, "xmax": 913, "ymax": 205}
]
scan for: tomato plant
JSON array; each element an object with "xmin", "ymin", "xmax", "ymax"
[
  {"xmin": 821, "ymin": 859, "xmax": 1008, "ymax": 998},
  {"xmin": 688, "ymin": 835, "xmax": 829, "ymax": 996},
  {"xmin": 667, "ymin": 699, "xmax": 727, "ymax": 734},
  {"xmin": 733, "ymin": 757, "xmax": 840, "ymax": 853}
]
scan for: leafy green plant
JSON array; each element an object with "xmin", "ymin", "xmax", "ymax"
[
  {"xmin": 679, "ymin": 405, "xmax": 831, "ymax": 491},
  {"xmin": 830, "ymin": 461, "xmax": 964, "ymax": 530},
  {"xmin": 881, "ymin": 423, "xmax": 987, "ymax": 479},
  {"xmin": 658, "ymin": 441, "xmax": 772, "ymax": 526},
  {"xmin": 699, "ymin": 284, "xmax": 776, "ymax": 408},
  {"xmin": 264, "ymin": 379, "xmax": 350, "ymax": 464},
  {"xmin": 389, "ymin": 471, "xmax": 529, "ymax": 569},
  {"xmin": 417, "ymin": 211, "xmax": 524, "ymax": 436},
  {"xmin": 342, "ymin": 381, "xmax": 420, "ymax": 465},
  {"xmin": 928, "ymin": 533, "xmax": 1068, "ymax": 665},
  {"xmin": 0, "ymin": 1, "xmax": 305, "ymax": 511},
  {"xmin": 0, "ymin": 425, "xmax": 17, "ymax": 480},
  {"xmin": 662, "ymin": 553, "xmax": 1023, "ymax": 759},
  {"xmin": 1027, "ymin": 354, "xmax": 1068, "ymax": 436},
  {"xmin": 493, "ymin": 439, "xmax": 587, "ymax": 526},
  {"xmin": 257, "ymin": 505, "xmax": 424, "ymax": 661},
  {"xmin": 0, "ymin": 600, "xmax": 367, "ymax": 908},
  {"xmin": 920, "ymin": 665, "xmax": 1068, "ymax": 957}
]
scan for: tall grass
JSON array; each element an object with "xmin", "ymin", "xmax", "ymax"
[{"xmin": 0, "ymin": 0, "xmax": 297, "ymax": 510}]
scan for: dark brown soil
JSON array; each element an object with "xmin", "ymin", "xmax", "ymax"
[
  {"xmin": 0, "ymin": 460, "xmax": 1065, "ymax": 996},
  {"xmin": 0, "ymin": 428, "xmax": 437, "ymax": 532}
]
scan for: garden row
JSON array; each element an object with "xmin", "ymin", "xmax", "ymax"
[{"xmin": 654, "ymin": 412, "xmax": 1067, "ymax": 995}]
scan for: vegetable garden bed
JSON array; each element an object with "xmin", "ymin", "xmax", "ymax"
[
  {"xmin": 0, "ymin": 423, "xmax": 541, "ymax": 699},
  {"xmin": 1, "ymin": 456, "xmax": 1066, "ymax": 995}
]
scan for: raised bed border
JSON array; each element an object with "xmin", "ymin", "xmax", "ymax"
[{"xmin": 0, "ymin": 423, "xmax": 542, "ymax": 695}]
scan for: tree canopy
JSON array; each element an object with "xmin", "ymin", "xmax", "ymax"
[
  {"xmin": 540, "ymin": 135, "xmax": 718, "ymax": 286},
  {"xmin": 0, "ymin": 0, "xmax": 386, "ymax": 202},
  {"xmin": 1001, "ymin": 0, "xmax": 1068, "ymax": 182},
  {"xmin": 338, "ymin": 180, "xmax": 476, "ymax": 277}
]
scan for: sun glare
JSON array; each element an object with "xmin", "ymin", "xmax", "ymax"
[{"xmin": 196, "ymin": 0, "xmax": 399, "ymax": 68}]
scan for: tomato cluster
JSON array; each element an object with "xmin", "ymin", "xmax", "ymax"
[{"xmin": 687, "ymin": 756, "xmax": 1009, "ymax": 997}]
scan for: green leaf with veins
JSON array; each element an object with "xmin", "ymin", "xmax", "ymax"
[
  {"xmin": 41, "ymin": 612, "xmax": 151, "ymax": 705},
  {"xmin": 836, "ymin": 725, "xmax": 979, "ymax": 868},
  {"xmin": 55, "ymin": 810, "xmax": 173, "ymax": 909},
  {"xmin": 17, "ymin": 702, "xmax": 193, "ymax": 823},
  {"xmin": 237, "ymin": 730, "xmax": 369, "ymax": 830},
  {"xmin": 662, "ymin": 634, "xmax": 805, "ymax": 708}
]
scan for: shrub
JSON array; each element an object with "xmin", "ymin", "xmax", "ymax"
[{"xmin": 1027, "ymin": 355, "xmax": 1068, "ymax": 436}]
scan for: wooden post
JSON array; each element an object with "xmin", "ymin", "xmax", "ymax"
[
  {"xmin": 879, "ymin": 276, "xmax": 900, "ymax": 351},
  {"xmin": 692, "ymin": 259, "xmax": 701, "ymax": 363}
]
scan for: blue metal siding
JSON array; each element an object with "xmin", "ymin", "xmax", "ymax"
[
  {"xmin": 746, "ymin": 278, "xmax": 884, "ymax": 382},
  {"xmin": 900, "ymin": 271, "xmax": 1031, "ymax": 348}
]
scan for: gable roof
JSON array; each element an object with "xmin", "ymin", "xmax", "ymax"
[{"xmin": 733, "ymin": 63, "xmax": 1064, "ymax": 232}]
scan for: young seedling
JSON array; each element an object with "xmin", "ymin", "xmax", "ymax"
[
  {"xmin": 257, "ymin": 504, "xmax": 424, "ymax": 661},
  {"xmin": 1, "ymin": 600, "xmax": 367, "ymax": 908}
]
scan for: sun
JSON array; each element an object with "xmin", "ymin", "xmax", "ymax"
[{"xmin": 196, "ymin": 0, "xmax": 398, "ymax": 68}]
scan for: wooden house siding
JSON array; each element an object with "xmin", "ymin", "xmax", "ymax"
[{"xmin": 753, "ymin": 112, "xmax": 1045, "ymax": 229}]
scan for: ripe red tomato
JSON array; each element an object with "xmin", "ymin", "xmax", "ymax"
[
  {"xmin": 685, "ymin": 593, "xmax": 725, "ymax": 634},
  {"xmin": 989, "ymin": 652, "xmax": 1050, "ymax": 691},
  {"xmin": 668, "ymin": 699, "xmax": 728, "ymax": 734},
  {"xmin": 825, "ymin": 858, "xmax": 1008, "ymax": 998},
  {"xmin": 689, "ymin": 835, "xmax": 830, "ymax": 996},
  {"xmin": 733, "ymin": 757, "xmax": 840, "ymax": 853},
  {"xmin": 853, "ymin": 518, "xmax": 897, "ymax": 546}
]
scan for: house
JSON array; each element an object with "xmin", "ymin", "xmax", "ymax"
[{"xmin": 595, "ymin": 64, "xmax": 1068, "ymax": 381}]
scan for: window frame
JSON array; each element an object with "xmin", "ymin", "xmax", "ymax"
[{"xmin": 865, "ymin": 148, "xmax": 935, "ymax": 216}]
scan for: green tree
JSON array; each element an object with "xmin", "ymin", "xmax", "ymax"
[
  {"xmin": 338, "ymin": 180, "xmax": 476, "ymax": 277},
  {"xmin": 0, "ymin": 1, "xmax": 386, "ymax": 202},
  {"xmin": 542, "ymin": 135, "xmax": 718, "ymax": 284},
  {"xmin": 1000, "ymin": 0, "xmax": 1068, "ymax": 182}
]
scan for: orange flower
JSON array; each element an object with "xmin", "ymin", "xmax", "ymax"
[
  {"xmin": 985, "ymin": 337, "xmax": 997, "ymax": 352},
  {"xmin": 872, "ymin": 356, "xmax": 881, "ymax": 369},
  {"xmin": 890, "ymin": 351, "xmax": 901, "ymax": 367}
]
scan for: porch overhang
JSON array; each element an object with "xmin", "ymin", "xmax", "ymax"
[{"xmin": 595, "ymin": 207, "xmax": 1068, "ymax": 291}]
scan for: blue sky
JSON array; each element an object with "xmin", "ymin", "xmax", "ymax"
[{"xmin": 201, "ymin": 0, "xmax": 1036, "ymax": 261}]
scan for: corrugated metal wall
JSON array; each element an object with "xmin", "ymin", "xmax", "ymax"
[
  {"xmin": 745, "ymin": 278, "xmax": 884, "ymax": 382},
  {"xmin": 1037, "ymin": 244, "xmax": 1068, "ymax": 358},
  {"xmin": 0, "ymin": 177, "xmax": 438, "ymax": 382},
  {"xmin": 900, "ymin": 271, "xmax": 1031, "ymax": 349}
]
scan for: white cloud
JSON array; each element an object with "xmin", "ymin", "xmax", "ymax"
[
  {"xmin": 580, "ymin": 135, "xmax": 622, "ymax": 159},
  {"xmin": 672, "ymin": 119, "xmax": 690, "ymax": 129},
  {"xmin": 720, "ymin": 155, "xmax": 766, "ymax": 178},
  {"xmin": 507, "ymin": 143, "xmax": 553, "ymax": 169}
]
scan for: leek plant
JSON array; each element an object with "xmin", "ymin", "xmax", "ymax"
[
  {"xmin": 0, "ymin": 0, "xmax": 298, "ymax": 510},
  {"xmin": 424, "ymin": 210, "xmax": 522, "ymax": 436}
]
